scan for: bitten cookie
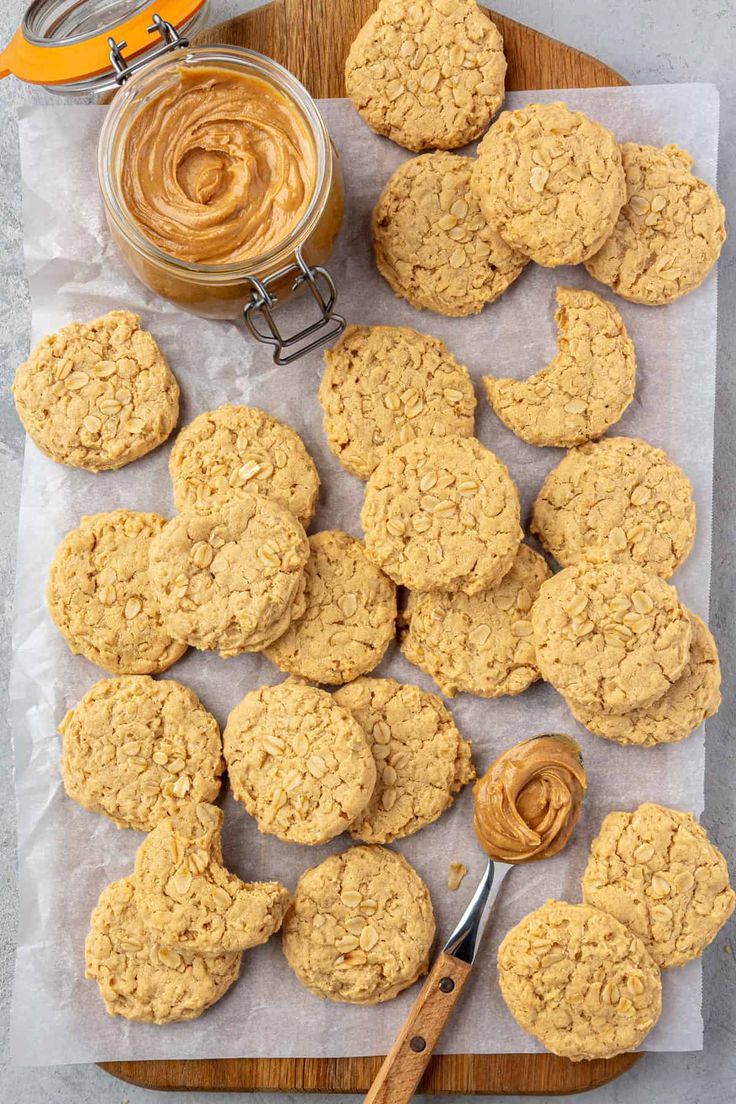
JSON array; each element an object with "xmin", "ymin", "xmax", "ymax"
[
  {"xmin": 60, "ymin": 675, "xmax": 223, "ymax": 831},
  {"xmin": 483, "ymin": 288, "xmax": 636, "ymax": 447},
  {"xmin": 12, "ymin": 310, "xmax": 179, "ymax": 472},
  {"xmin": 582, "ymin": 804, "xmax": 736, "ymax": 968},
  {"xmin": 531, "ymin": 436, "xmax": 696, "ymax": 579},
  {"xmin": 264, "ymin": 530, "xmax": 397, "ymax": 685},
  {"xmin": 46, "ymin": 510, "xmax": 187, "ymax": 675},
  {"xmin": 568, "ymin": 612, "xmax": 720, "ymax": 747},
  {"xmin": 498, "ymin": 900, "xmax": 661, "ymax": 1061},
  {"xmin": 471, "ymin": 102, "xmax": 626, "ymax": 266},
  {"xmin": 531, "ymin": 563, "xmax": 692, "ymax": 714},
  {"xmin": 372, "ymin": 152, "xmax": 527, "ymax": 316},
  {"xmin": 169, "ymin": 405, "xmax": 320, "ymax": 528},
  {"xmin": 345, "ymin": 0, "xmax": 505, "ymax": 151},
  {"xmin": 333, "ymin": 677, "xmax": 475, "ymax": 843},
  {"xmin": 85, "ymin": 877, "xmax": 241, "ymax": 1023},
  {"xmin": 282, "ymin": 845, "xmax": 435, "ymax": 1004},
  {"xmin": 401, "ymin": 543, "xmax": 551, "ymax": 697},
  {"xmin": 361, "ymin": 435, "xmax": 522, "ymax": 594},
  {"xmin": 320, "ymin": 325, "xmax": 476, "ymax": 478},
  {"xmin": 223, "ymin": 682, "xmax": 376, "ymax": 846},
  {"xmin": 585, "ymin": 143, "xmax": 726, "ymax": 305}
]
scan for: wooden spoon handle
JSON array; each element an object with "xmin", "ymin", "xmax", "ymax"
[{"xmin": 363, "ymin": 952, "xmax": 473, "ymax": 1104}]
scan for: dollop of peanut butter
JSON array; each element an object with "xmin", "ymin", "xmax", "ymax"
[
  {"xmin": 473, "ymin": 734, "xmax": 586, "ymax": 862},
  {"xmin": 120, "ymin": 66, "xmax": 316, "ymax": 264}
]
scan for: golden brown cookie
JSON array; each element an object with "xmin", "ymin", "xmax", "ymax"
[
  {"xmin": 582, "ymin": 804, "xmax": 736, "ymax": 968},
  {"xmin": 585, "ymin": 143, "xmax": 726, "ymax": 305}
]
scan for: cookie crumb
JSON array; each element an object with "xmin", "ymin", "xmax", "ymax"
[{"xmin": 447, "ymin": 862, "xmax": 468, "ymax": 890}]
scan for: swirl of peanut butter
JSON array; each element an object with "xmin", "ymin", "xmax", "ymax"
[
  {"xmin": 120, "ymin": 66, "xmax": 316, "ymax": 265},
  {"xmin": 473, "ymin": 734, "xmax": 586, "ymax": 862}
]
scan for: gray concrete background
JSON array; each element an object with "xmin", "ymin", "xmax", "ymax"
[{"xmin": 1, "ymin": 1, "xmax": 734, "ymax": 1102}]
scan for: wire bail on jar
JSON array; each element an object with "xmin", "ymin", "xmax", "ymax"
[{"xmin": 108, "ymin": 14, "xmax": 189, "ymax": 85}]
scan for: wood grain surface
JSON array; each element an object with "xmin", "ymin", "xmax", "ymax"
[{"xmin": 102, "ymin": 0, "xmax": 635, "ymax": 1095}]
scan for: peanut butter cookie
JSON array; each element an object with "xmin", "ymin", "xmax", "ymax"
[
  {"xmin": 498, "ymin": 900, "xmax": 661, "ymax": 1061},
  {"xmin": 345, "ymin": 0, "xmax": 506, "ymax": 152},
  {"xmin": 333, "ymin": 677, "xmax": 475, "ymax": 843},
  {"xmin": 361, "ymin": 435, "xmax": 522, "ymax": 594},
  {"xmin": 223, "ymin": 682, "xmax": 376, "ymax": 846},
  {"xmin": 531, "ymin": 436, "xmax": 696, "ymax": 579},
  {"xmin": 12, "ymin": 310, "xmax": 179, "ymax": 472},
  {"xmin": 320, "ymin": 325, "xmax": 476, "ymax": 478},
  {"xmin": 264, "ymin": 530, "xmax": 397, "ymax": 685},
  {"xmin": 471, "ymin": 102, "xmax": 626, "ymax": 266},
  {"xmin": 401, "ymin": 543, "xmax": 551, "ymax": 697},
  {"xmin": 585, "ymin": 143, "xmax": 726, "ymax": 305},
  {"xmin": 282, "ymin": 845, "xmax": 435, "ymax": 1004},
  {"xmin": 148, "ymin": 497, "xmax": 309, "ymax": 658},
  {"xmin": 483, "ymin": 288, "xmax": 636, "ymax": 447},
  {"xmin": 373, "ymin": 152, "xmax": 527, "ymax": 316},
  {"xmin": 46, "ymin": 510, "xmax": 187, "ymax": 675},
  {"xmin": 169, "ymin": 405, "xmax": 320, "ymax": 528},
  {"xmin": 582, "ymin": 804, "xmax": 736, "ymax": 968},
  {"xmin": 85, "ymin": 877, "xmax": 241, "ymax": 1023},
  {"xmin": 531, "ymin": 563, "xmax": 692, "ymax": 714}
]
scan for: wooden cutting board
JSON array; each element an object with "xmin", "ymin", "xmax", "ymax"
[{"xmin": 102, "ymin": 1, "xmax": 637, "ymax": 1095}]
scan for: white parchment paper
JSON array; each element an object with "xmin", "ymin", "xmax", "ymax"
[{"xmin": 8, "ymin": 84, "xmax": 720, "ymax": 1065}]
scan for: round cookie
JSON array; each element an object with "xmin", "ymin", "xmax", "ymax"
[
  {"xmin": 582, "ymin": 804, "xmax": 736, "ymax": 968},
  {"xmin": 223, "ymin": 682, "xmax": 377, "ymax": 846},
  {"xmin": 531, "ymin": 562, "xmax": 692, "ymax": 714},
  {"xmin": 319, "ymin": 325, "xmax": 476, "ymax": 479},
  {"xmin": 361, "ymin": 435, "xmax": 522, "ymax": 595},
  {"xmin": 471, "ymin": 102, "xmax": 626, "ymax": 267},
  {"xmin": 372, "ymin": 152, "xmax": 528, "ymax": 317},
  {"xmin": 333, "ymin": 677, "xmax": 475, "ymax": 843},
  {"xmin": 345, "ymin": 0, "xmax": 506, "ymax": 152},
  {"xmin": 483, "ymin": 288, "xmax": 636, "ymax": 448},
  {"xmin": 585, "ymin": 143, "xmax": 726, "ymax": 305},
  {"xmin": 498, "ymin": 899, "xmax": 661, "ymax": 1061},
  {"xmin": 169, "ymin": 404, "xmax": 320, "ymax": 528},
  {"xmin": 60, "ymin": 675, "xmax": 223, "ymax": 831},
  {"xmin": 568, "ymin": 612, "xmax": 720, "ymax": 747},
  {"xmin": 148, "ymin": 497, "xmax": 309, "ymax": 658},
  {"xmin": 85, "ymin": 877, "xmax": 241, "ymax": 1024},
  {"xmin": 46, "ymin": 510, "xmax": 187, "ymax": 675},
  {"xmin": 531, "ymin": 436, "xmax": 696, "ymax": 580},
  {"xmin": 264, "ymin": 530, "xmax": 397, "ymax": 685},
  {"xmin": 282, "ymin": 845, "xmax": 435, "ymax": 1004},
  {"xmin": 401, "ymin": 543, "xmax": 551, "ymax": 697},
  {"xmin": 12, "ymin": 310, "xmax": 179, "ymax": 472}
]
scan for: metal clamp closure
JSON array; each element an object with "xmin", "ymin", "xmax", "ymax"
[{"xmin": 108, "ymin": 14, "xmax": 189, "ymax": 85}]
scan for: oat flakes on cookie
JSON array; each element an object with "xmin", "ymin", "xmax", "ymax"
[
  {"xmin": 361, "ymin": 434, "xmax": 522, "ymax": 594},
  {"xmin": 401, "ymin": 543, "xmax": 551, "ymax": 697},
  {"xmin": 46, "ymin": 509, "xmax": 187, "ymax": 675},
  {"xmin": 264, "ymin": 530, "xmax": 397, "ymax": 685},
  {"xmin": 582, "ymin": 804, "xmax": 736, "ymax": 968},
  {"xmin": 282, "ymin": 845, "xmax": 435, "ymax": 1004},
  {"xmin": 471, "ymin": 102, "xmax": 626, "ymax": 266},
  {"xmin": 85, "ymin": 877, "xmax": 241, "ymax": 1023},
  {"xmin": 345, "ymin": 0, "xmax": 506, "ymax": 152},
  {"xmin": 319, "ymin": 325, "xmax": 476, "ymax": 479},
  {"xmin": 12, "ymin": 310, "xmax": 179, "ymax": 472},
  {"xmin": 483, "ymin": 288, "xmax": 636, "ymax": 447},
  {"xmin": 532, "ymin": 436, "xmax": 696, "ymax": 579},
  {"xmin": 148, "ymin": 496, "xmax": 309, "ymax": 658},
  {"xmin": 531, "ymin": 562, "xmax": 692, "ymax": 714},
  {"xmin": 372, "ymin": 152, "xmax": 527, "ymax": 316},
  {"xmin": 134, "ymin": 803, "xmax": 291, "ymax": 954},
  {"xmin": 585, "ymin": 143, "xmax": 726, "ymax": 305},
  {"xmin": 498, "ymin": 899, "xmax": 661, "ymax": 1061},
  {"xmin": 60, "ymin": 675, "xmax": 223, "ymax": 831},
  {"xmin": 169, "ymin": 404, "xmax": 320, "ymax": 528},
  {"xmin": 223, "ymin": 682, "xmax": 376, "ymax": 846},
  {"xmin": 333, "ymin": 677, "xmax": 475, "ymax": 843}
]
